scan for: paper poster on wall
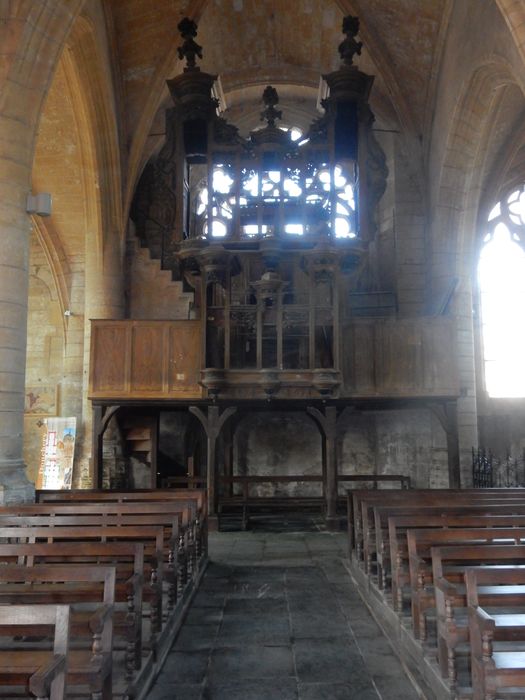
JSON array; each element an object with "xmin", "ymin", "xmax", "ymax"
[{"xmin": 36, "ymin": 417, "xmax": 76, "ymax": 490}]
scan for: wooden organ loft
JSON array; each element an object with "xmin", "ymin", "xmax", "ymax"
[{"xmin": 89, "ymin": 17, "xmax": 460, "ymax": 529}]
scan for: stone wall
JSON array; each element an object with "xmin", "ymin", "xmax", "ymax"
[
  {"xmin": 219, "ymin": 408, "xmax": 449, "ymax": 496},
  {"xmin": 23, "ymin": 236, "xmax": 65, "ymax": 484},
  {"xmin": 233, "ymin": 412, "xmax": 323, "ymax": 497}
]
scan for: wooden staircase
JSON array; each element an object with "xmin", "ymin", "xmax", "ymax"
[{"xmin": 122, "ymin": 415, "xmax": 158, "ymax": 488}]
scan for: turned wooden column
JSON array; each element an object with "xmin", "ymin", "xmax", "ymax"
[
  {"xmin": 307, "ymin": 405, "xmax": 340, "ymax": 530},
  {"xmin": 189, "ymin": 405, "xmax": 237, "ymax": 529}
]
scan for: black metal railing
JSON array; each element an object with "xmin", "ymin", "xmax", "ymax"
[{"xmin": 472, "ymin": 447, "xmax": 525, "ymax": 488}]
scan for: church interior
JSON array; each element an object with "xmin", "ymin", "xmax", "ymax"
[{"xmin": 3, "ymin": 1, "xmax": 525, "ymax": 698}]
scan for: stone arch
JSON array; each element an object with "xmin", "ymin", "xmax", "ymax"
[
  {"xmin": 496, "ymin": 0, "xmax": 525, "ymax": 68},
  {"xmin": 31, "ymin": 215, "xmax": 71, "ymax": 337},
  {"xmin": 433, "ymin": 58, "xmax": 522, "ymax": 287},
  {"xmin": 66, "ymin": 12, "xmax": 123, "ymax": 259}
]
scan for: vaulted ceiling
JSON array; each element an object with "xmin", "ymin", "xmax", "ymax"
[{"xmin": 108, "ymin": 0, "xmax": 450, "ymax": 145}]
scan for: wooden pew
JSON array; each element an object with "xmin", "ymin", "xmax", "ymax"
[
  {"xmin": 388, "ymin": 513, "xmax": 525, "ymax": 612},
  {"xmin": 432, "ymin": 543, "xmax": 525, "ymax": 686},
  {"xmin": 407, "ymin": 528, "xmax": 525, "ymax": 640},
  {"xmin": 363, "ymin": 493, "xmax": 525, "ymax": 577},
  {"xmin": 0, "ymin": 501, "xmax": 203, "ymax": 603},
  {"xmin": 348, "ymin": 488, "xmax": 525, "ymax": 566},
  {"xmin": 0, "ymin": 524, "xmax": 166, "ymax": 634},
  {"xmin": 0, "ymin": 512, "xmax": 187, "ymax": 615},
  {"xmin": 35, "ymin": 489, "xmax": 207, "ymax": 560},
  {"xmin": 0, "ymin": 564, "xmax": 115, "ymax": 700},
  {"xmin": 467, "ymin": 567, "xmax": 525, "ymax": 700},
  {"xmin": 0, "ymin": 604, "xmax": 70, "ymax": 700},
  {"xmin": 0, "ymin": 541, "xmax": 143, "ymax": 678}
]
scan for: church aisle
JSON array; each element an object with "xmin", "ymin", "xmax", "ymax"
[{"xmin": 147, "ymin": 531, "xmax": 422, "ymax": 700}]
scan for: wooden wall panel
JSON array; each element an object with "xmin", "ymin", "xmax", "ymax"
[
  {"xmin": 89, "ymin": 318, "xmax": 457, "ymax": 401},
  {"xmin": 168, "ymin": 323, "xmax": 201, "ymax": 394},
  {"xmin": 89, "ymin": 320, "xmax": 203, "ymax": 400},
  {"xmin": 130, "ymin": 324, "xmax": 164, "ymax": 393},
  {"xmin": 421, "ymin": 318, "xmax": 458, "ymax": 394},
  {"xmin": 379, "ymin": 321, "xmax": 420, "ymax": 393},
  {"xmin": 342, "ymin": 317, "xmax": 458, "ymax": 398},
  {"xmin": 345, "ymin": 320, "xmax": 376, "ymax": 393},
  {"xmin": 90, "ymin": 324, "xmax": 128, "ymax": 393}
]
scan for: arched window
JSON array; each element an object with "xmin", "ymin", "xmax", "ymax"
[{"xmin": 478, "ymin": 185, "xmax": 525, "ymax": 397}]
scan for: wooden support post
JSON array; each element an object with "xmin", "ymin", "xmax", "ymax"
[
  {"xmin": 321, "ymin": 433, "xmax": 327, "ymax": 512},
  {"xmin": 189, "ymin": 405, "xmax": 237, "ymax": 530},
  {"xmin": 429, "ymin": 401, "xmax": 461, "ymax": 488},
  {"xmin": 307, "ymin": 405, "xmax": 340, "ymax": 531},
  {"xmin": 92, "ymin": 405, "xmax": 104, "ymax": 489},
  {"xmin": 223, "ymin": 420, "xmax": 235, "ymax": 497}
]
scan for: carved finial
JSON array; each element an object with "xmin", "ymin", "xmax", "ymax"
[
  {"xmin": 260, "ymin": 86, "xmax": 282, "ymax": 128},
  {"xmin": 339, "ymin": 15, "xmax": 362, "ymax": 66},
  {"xmin": 177, "ymin": 17, "xmax": 203, "ymax": 70}
]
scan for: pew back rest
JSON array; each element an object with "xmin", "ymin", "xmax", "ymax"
[
  {"xmin": 0, "ymin": 501, "xmax": 196, "ymax": 527},
  {"xmin": 389, "ymin": 513, "xmax": 525, "ymax": 567},
  {"xmin": 0, "ymin": 604, "xmax": 71, "ymax": 700},
  {"xmin": 0, "ymin": 564, "xmax": 116, "ymax": 652},
  {"xmin": 0, "ymin": 541, "xmax": 144, "ymax": 582},
  {"xmin": 465, "ymin": 566, "xmax": 525, "ymax": 608},
  {"xmin": 36, "ymin": 489, "xmax": 206, "ymax": 514},
  {"xmin": 408, "ymin": 527, "xmax": 525, "ymax": 589}
]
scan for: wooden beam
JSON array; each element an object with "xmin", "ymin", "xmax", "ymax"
[{"xmin": 189, "ymin": 406, "xmax": 237, "ymax": 526}]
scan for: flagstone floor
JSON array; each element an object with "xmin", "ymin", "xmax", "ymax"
[{"xmin": 147, "ymin": 529, "xmax": 422, "ymax": 700}]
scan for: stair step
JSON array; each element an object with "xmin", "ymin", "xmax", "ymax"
[
  {"xmin": 128, "ymin": 439, "xmax": 152, "ymax": 452},
  {"xmin": 126, "ymin": 427, "xmax": 152, "ymax": 440}
]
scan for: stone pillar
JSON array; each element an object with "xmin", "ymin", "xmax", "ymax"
[
  {"xmin": 0, "ymin": 176, "xmax": 35, "ymax": 503},
  {"xmin": 454, "ymin": 275, "xmax": 478, "ymax": 486},
  {"xmin": 0, "ymin": 0, "xmax": 84, "ymax": 501},
  {"xmin": 60, "ymin": 266, "xmax": 86, "ymax": 420},
  {"xmin": 76, "ymin": 233, "xmax": 125, "ymax": 487}
]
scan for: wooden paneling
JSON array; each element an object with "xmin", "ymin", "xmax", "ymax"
[
  {"xmin": 342, "ymin": 317, "xmax": 458, "ymax": 397},
  {"xmin": 168, "ymin": 323, "xmax": 201, "ymax": 395},
  {"xmin": 89, "ymin": 320, "xmax": 203, "ymax": 400},
  {"xmin": 130, "ymin": 324, "xmax": 164, "ymax": 393},
  {"xmin": 91, "ymin": 324, "xmax": 128, "ymax": 393},
  {"xmin": 89, "ymin": 317, "xmax": 457, "ymax": 401}
]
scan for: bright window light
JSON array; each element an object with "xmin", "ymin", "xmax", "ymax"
[
  {"xmin": 212, "ymin": 168, "xmax": 234, "ymax": 194},
  {"xmin": 479, "ymin": 220, "xmax": 525, "ymax": 397}
]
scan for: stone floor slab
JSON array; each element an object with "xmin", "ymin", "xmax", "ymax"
[
  {"xmin": 208, "ymin": 645, "xmax": 294, "ymax": 680},
  {"xmin": 147, "ymin": 531, "xmax": 421, "ymax": 700},
  {"xmin": 298, "ymin": 682, "xmax": 379, "ymax": 700},
  {"xmin": 203, "ymin": 678, "xmax": 298, "ymax": 700}
]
